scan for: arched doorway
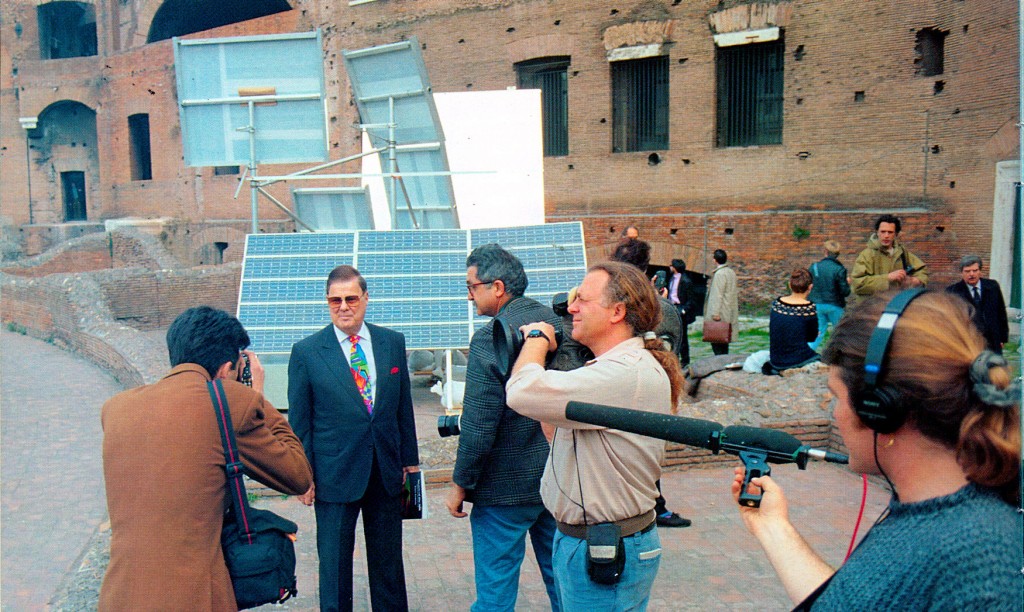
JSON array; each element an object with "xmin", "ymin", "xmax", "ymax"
[{"xmin": 29, "ymin": 101, "xmax": 99, "ymax": 223}]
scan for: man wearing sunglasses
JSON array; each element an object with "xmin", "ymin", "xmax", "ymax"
[{"xmin": 288, "ymin": 265, "xmax": 420, "ymax": 612}]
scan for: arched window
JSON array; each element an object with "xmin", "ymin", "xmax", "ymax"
[{"xmin": 147, "ymin": 0, "xmax": 291, "ymax": 43}]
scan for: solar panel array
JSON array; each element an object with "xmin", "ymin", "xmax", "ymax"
[{"xmin": 238, "ymin": 222, "xmax": 587, "ymax": 354}]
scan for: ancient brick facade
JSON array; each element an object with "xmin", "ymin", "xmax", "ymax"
[{"xmin": 0, "ymin": 0, "xmax": 1018, "ymax": 303}]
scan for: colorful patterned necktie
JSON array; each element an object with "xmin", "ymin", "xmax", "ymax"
[{"xmin": 348, "ymin": 335, "xmax": 373, "ymax": 414}]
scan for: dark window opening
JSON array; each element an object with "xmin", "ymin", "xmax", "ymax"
[
  {"xmin": 214, "ymin": 242, "xmax": 229, "ymax": 264},
  {"xmin": 62, "ymin": 171, "xmax": 87, "ymax": 221},
  {"xmin": 716, "ymin": 37, "xmax": 784, "ymax": 148},
  {"xmin": 128, "ymin": 114, "xmax": 153, "ymax": 181},
  {"xmin": 37, "ymin": 2, "xmax": 97, "ymax": 59},
  {"xmin": 516, "ymin": 56, "xmax": 570, "ymax": 157},
  {"xmin": 214, "ymin": 166, "xmax": 241, "ymax": 175},
  {"xmin": 147, "ymin": 0, "xmax": 292, "ymax": 43},
  {"xmin": 611, "ymin": 55, "xmax": 669, "ymax": 153},
  {"xmin": 915, "ymin": 28, "xmax": 947, "ymax": 77}
]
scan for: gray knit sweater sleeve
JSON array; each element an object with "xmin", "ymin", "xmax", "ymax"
[{"xmin": 814, "ymin": 484, "xmax": 1023, "ymax": 611}]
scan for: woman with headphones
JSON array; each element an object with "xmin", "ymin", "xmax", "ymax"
[{"xmin": 732, "ymin": 289, "xmax": 1021, "ymax": 609}]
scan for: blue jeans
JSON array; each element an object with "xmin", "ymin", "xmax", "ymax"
[
  {"xmin": 551, "ymin": 526, "xmax": 661, "ymax": 611},
  {"xmin": 470, "ymin": 503, "xmax": 560, "ymax": 612},
  {"xmin": 810, "ymin": 303, "xmax": 845, "ymax": 351}
]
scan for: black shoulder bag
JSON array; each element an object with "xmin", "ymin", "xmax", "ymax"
[{"xmin": 208, "ymin": 379, "xmax": 299, "ymax": 609}]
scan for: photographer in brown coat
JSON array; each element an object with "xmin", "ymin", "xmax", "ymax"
[{"xmin": 100, "ymin": 307, "xmax": 311, "ymax": 611}]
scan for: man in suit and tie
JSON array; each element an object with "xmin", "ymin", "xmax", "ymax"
[
  {"xmin": 288, "ymin": 265, "xmax": 419, "ymax": 611},
  {"xmin": 945, "ymin": 255, "xmax": 1009, "ymax": 354},
  {"xmin": 665, "ymin": 258, "xmax": 698, "ymax": 367}
]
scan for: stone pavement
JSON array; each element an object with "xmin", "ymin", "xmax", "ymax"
[
  {"xmin": 1, "ymin": 328, "xmax": 894, "ymax": 611},
  {"xmin": 1, "ymin": 329, "xmax": 122, "ymax": 611}
]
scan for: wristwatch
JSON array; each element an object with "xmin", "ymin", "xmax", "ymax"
[{"xmin": 525, "ymin": 329, "xmax": 550, "ymax": 343}]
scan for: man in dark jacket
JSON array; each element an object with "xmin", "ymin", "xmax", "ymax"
[
  {"xmin": 808, "ymin": 240, "xmax": 851, "ymax": 350},
  {"xmin": 666, "ymin": 258, "xmax": 699, "ymax": 366},
  {"xmin": 946, "ymin": 255, "xmax": 1010, "ymax": 353},
  {"xmin": 445, "ymin": 244, "xmax": 561, "ymax": 611}
]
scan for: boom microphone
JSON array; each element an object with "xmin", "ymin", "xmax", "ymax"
[
  {"xmin": 565, "ymin": 401, "xmax": 723, "ymax": 450},
  {"xmin": 563, "ymin": 402, "xmax": 849, "ymax": 508},
  {"xmin": 720, "ymin": 425, "xmax": 848, "ymax": 507}
]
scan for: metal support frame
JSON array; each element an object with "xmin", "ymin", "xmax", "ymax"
[{"xmin": 237, "ymin": 95, "xmax": 474, "ymax": 232}]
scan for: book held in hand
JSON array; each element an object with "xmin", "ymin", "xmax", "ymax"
[{"xmin": 401, "ymin": 471, "xmax": 426, "ymax": 520}]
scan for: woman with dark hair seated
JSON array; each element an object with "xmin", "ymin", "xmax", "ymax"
[
  {"xmin": 765, "ymin": 268, "xmax": 820, "ymax": 374},
  {"xmin": 733, "ymin": 290, "xmax": 1022, "ymax": 609}
]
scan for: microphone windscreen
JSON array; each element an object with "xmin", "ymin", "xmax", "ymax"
[
  {"xmin": 565, "ymin": 401, "xmax": 723, "ymax": 450},
  {"xmin": 721, "ymin": 425, "xmax": 802, "ymax": 457}
]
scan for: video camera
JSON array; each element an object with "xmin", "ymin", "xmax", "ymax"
[
  {"xmin": 438, "ymin": 292, "xmax": 574, "ymax": 438},
  {"xmin": 491, "ymin": 316, "xmax": 563, "ymax": 381},
  {"xmin": 437, "ymin": 414, "xmax": 461, "ymax": 438}
]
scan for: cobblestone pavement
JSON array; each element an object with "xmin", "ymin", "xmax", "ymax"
[
  {"xmin": 1, "ymin": 329, "xmax": 123, "ymax": 611},
  {"xmin": 2, "ymin": 327, "xmax": 895, "ymax": 611}
]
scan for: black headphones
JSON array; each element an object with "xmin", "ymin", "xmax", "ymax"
[{"xmin": 855, "ymin": 288, "xmax": 927, "ymax": 433}]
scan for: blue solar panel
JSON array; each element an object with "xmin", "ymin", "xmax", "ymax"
[{"xmin": 238, "ymin": 223, "xmax": 586, "ymax": 353}]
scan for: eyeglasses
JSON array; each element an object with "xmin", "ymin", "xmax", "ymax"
[
  {"xmin": 466, "ymin": 281, "xmax": 494, "ymax": 294},
  {"xmin": 327, "ymin": 294, "xmax": 364, "ymax": 308}
]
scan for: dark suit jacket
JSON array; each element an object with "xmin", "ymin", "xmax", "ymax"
[
  {"xmin": 670, "ymin": 273, "xmax": 699, "ymax": 325},
  {"xmin": 946, "ymin": 278, "xmax": 1010, "ymax": 350},
  {"xmin": 288, "ymin": 323, "xmax": 419, "ymax": 503},
  {"xmin": 453, "ymin": 296, "xmax": 559, "ymax": 506}
]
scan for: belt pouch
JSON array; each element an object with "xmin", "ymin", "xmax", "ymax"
[{"xmin": 586, "ymin": 522, "xmax": 625, "ymax": 585}]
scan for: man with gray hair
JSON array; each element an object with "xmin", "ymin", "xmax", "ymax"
[
  {"xmin": 446, "ymin": 243, "xmax": 562, "ymax": 610},
  {"xmin": 807, "ymin": 240, "xmax": 851, "ymax": 351},
  {"xmin": 945, "ymin": 254, "xmax": 1009, "ymax": 353}
]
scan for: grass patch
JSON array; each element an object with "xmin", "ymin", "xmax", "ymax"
[{"xmin": 6, "ymin": 321, "xmax": 27, "ymax": 335}]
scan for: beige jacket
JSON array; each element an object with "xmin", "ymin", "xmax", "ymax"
[
  {"xmin": 704, "ymin": 264, "xmax": 740, "ymax": 342},
  {"xmin": 505, "ymin": 337, "xmax": 671, "ymax": 525}
]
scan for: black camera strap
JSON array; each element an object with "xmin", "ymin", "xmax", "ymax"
[
  {"xmin": 573, "ymin": 430, "xmax": 589, "ymax": 527},
  {"xmin": 208, "ymin": 379, "xmax": 256, "ymax": 543}
]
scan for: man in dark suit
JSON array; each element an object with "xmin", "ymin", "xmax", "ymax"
[
  {"xmin": 288, "ymin": 265, "xmax": 419, "ymax": 611},
  {"xmin": 945, "ymin": 255, "xmax": 1009, "ymax": 354},
  {"xmin": 666, "ymin": 258, "xmax": 699, "ymax": 367}
]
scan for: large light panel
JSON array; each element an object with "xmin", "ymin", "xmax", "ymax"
[
  {"xmin": 174, "ymin": 31, "xmax": 328, "ymax": 167},
  {"xmin": 293, "ymin": 187, "xmax": 374, "ymax": 230},
  {"xmin": 343, "ymin": 38, "xmax": 458, "ymax": 229},
  {"xmin": 237, "ymin": 223, "xmax": 587, "ymax": 355}
]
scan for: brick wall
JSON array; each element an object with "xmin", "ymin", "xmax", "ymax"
[
  {"xmin": 99, "ymin": 264, "xmax": 241, "ymax": 330},
  {"xmin": 1, "ymin": 0, "xmax": 1017, "ymax": 295},
  {"xmin": 0, "ymin": 261, "xmax": 243, "ymax": 386}
]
